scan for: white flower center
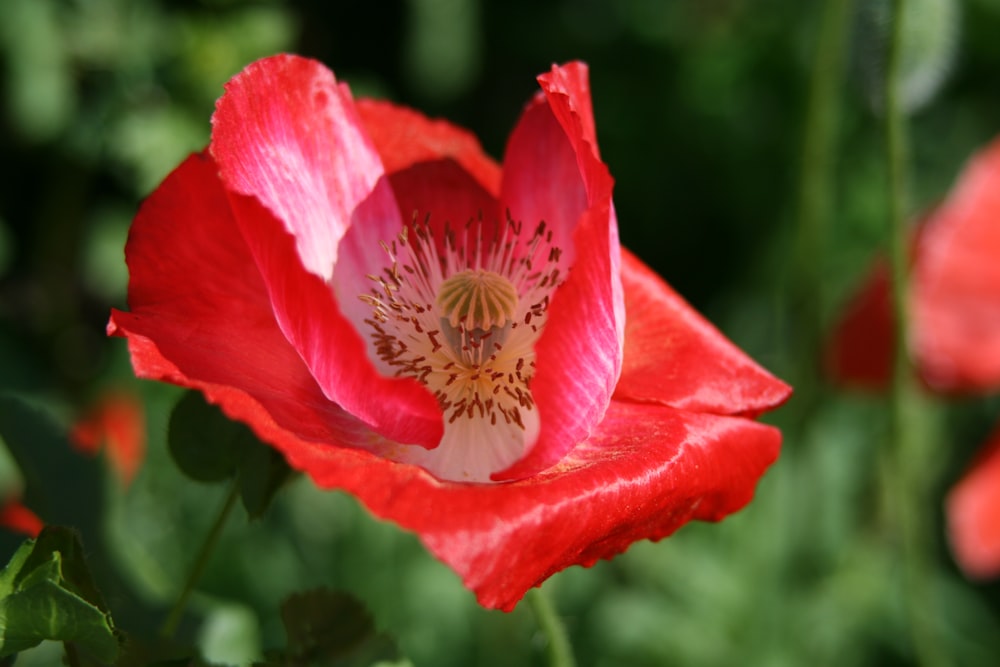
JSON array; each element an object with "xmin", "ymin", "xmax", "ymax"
[{"xmin": 358, "ymin": 213, "xmax": 563, "ymax": 479}]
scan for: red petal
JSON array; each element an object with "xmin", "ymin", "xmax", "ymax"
[
  {"xmin": 356, "ymin": 98, "xmax": 501, "ymax": 196},
  {"xmin": 494, "ymin": 63, "xmax": 624, "ymax": 479},
  {"xmin": 70, "ymin": 391, "xmax": 146, "ymax": 486},
  {"xmin": 211, "ymin": 55, "xmax": 442, "ymax": 445},
  {"xmin": 211, "ymin": 55, "xmax": 392, "ymax": 282},
  {"xmin": 354, "ymin": 99, "xmax": 503, "ymax": 260},
  {"xmin": 824, "ymin": 260, "xmax": 895, "ymax": 390},
  {"xmin": 68, "ymin": 420, "xmax": 102, "ymax": 457},
  {"xmin": 537, "ymin": 61, "xmax": 601, "ymax": 162},
  {"xmin": 947, "ymin": 427, "xmax": 1000, "ymax": 579},
  {"xmin": 266, "ymin": 399, "xmax": 781, "ymax": 610},
  {"xmin": 336, "ymin": 158, "xmax": 501, "ymax": 291},
  {"xmin": 499, "ymin": 75, "xmax": 592, "ymax": 266},
  {"xmin": 0, "ymin": 501, "xmax": 43, "ymax": 538},
  {"xmin": 108, "ymin": 153, "xmax": 389, "ymax": 453},
  {"xmin": 617, "ymin": 249, "xmax": 792, "ymax": 415},
  {"xmin": 227, "ymin": 190, "xmax": 443, "ymax": 447},
  {"xmin": 913, "ymin": 137, "xmax": 1000, "ymax": 392}
]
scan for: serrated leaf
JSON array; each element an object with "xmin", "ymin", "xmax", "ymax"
[
  {"xmin": 0, "ymin": 579, "xmax": 118, "ymax": 659},
  {"xmin": 0, "ymin": 527, "xmax": 119, "ymax": 662},
  {"xmin": 238, "ymin": 442, "xmax": 293, "ymax": 519},
  {"xmin": 168, "ymin": 391, "xmax": 256, "ymax": 483},
  {"xmin": 280, "ymin": 589, "xmax": 402, "ymax": 667},
  {"xmin": 18, "ymin": 528, "xmax": 109, "ymax": 611}
]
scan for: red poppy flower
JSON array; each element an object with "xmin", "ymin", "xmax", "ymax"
[
  {"xmin": 70, "ymin": 391, "xmax": 146, "ymax": 487},
  {"xmin": 947, "ymin": 426, "xmax": 1000, "ymax": 579},
  {"xmin": 108, "ymin": 55, "xmax": 790, "ymax": 609},
  {"xmin": 828, "ymin": 137, "xmax": 1000, "ymax": 393}
]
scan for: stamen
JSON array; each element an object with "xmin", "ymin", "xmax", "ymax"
[{"xmin": 357, "ymin": 213, "xmax": 564, "ymax": 439}]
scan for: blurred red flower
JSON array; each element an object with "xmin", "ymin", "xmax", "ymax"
[
  {"xmin": 0, "ymin": 499, "xmax": 43, "ymax": 538},
  {"xmin": 70, "ymin": 391, "xmax": 146, "ymax": 487},
  {"xmin": 828, "ymin": 137, "xmax": 1000, "ymax": 580},
  {"xmin": 828, "ymin": 138, "xmax": 1000, "ymax": 393},
  {"xmin": 947, "ymin": 426, "xmax": 1000, "ymax": 579},
  {"xmin": 109, "ymin": 55, "xmax": 790, "ymax": 609}
]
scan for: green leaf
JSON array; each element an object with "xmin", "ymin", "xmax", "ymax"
[
  {"xmin": 238, "ymin": 442, "xmax": 293, "ymax": 519},
  {"xmin": 18, "ymin": 528, "xmax": 110, "ymax": 612},
  {"xmin": 169, "ymin": 390, "xmax": 293, "ymax": 517},
  {"xmin": 0, "ymin": 527, "xmax": 119, "ymax": 662},
  {"xmin": 0, "ymin": 395, "xmax": 104, "ymax": 554},
  {"xmin": 280, "ymin": 589, "xmax": 403, "ymax": 667},
  {"xmin": 168, "ymin": 391, "xmax": 256, "ymax": 482},
  {"xmin": 0, "ymin": 541, "xmax": 31, "ymax": 599}
]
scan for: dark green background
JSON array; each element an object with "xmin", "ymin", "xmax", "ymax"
[{"xmin": 1, "ymin": 0, "xmax": 999, "ymax": 665}]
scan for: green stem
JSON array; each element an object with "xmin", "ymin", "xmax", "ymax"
[
  {"xmin": 794, "ymin": 0, "xmax": 854, "ymax": 382},
  {"xmin": 64, "ymin": 641, "xmax": 82, "ymax": 667},
  {"xmin": 885, "ymin": 8, "xmax": 909, "ymax": 350},
  {"xmin": 159, "ymin": 480, "xmax": 241, "ymax": 639},
  {"xmin": 883, "ymin": 3, "xmax": 949, "ymax": 666},
  {"xmin": 527, "ymin": 587, "xmax": 576, "ymax": 667}
]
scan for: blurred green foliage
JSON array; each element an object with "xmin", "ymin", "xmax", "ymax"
[{"xmin": 1, "ymin": 0, "xmax": 1000, "ymax": 665}]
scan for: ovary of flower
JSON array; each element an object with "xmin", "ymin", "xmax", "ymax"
[
  {"xmin": 360, "ymin": 214, "xmax": 562, "ymax": 451},
  {"xmin": 437, "ymin": 268, "xmax": 519, "ymax": 332}
]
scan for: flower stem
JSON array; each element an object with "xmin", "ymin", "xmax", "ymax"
[
  {"xmin": 885, "ymin": 7, "xmax": 908, "ymax": 347},
  {"xmin": 794, "ymin": 0, "xmax": 854, "ymax": 381},
  {"xmin": 159, "ymin": 480, "xmax": 240, "ymax": 639},
  {"xmin": 527, "ymin": 586, "xmax": 576, "ymax": 667},
  {"xmin": 883, "ymin": 3, "xmax": 949, "ymax": 666},
  {"xmin": 64, "ymin": 642, "xmax": 82, "ymax": 667}
]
